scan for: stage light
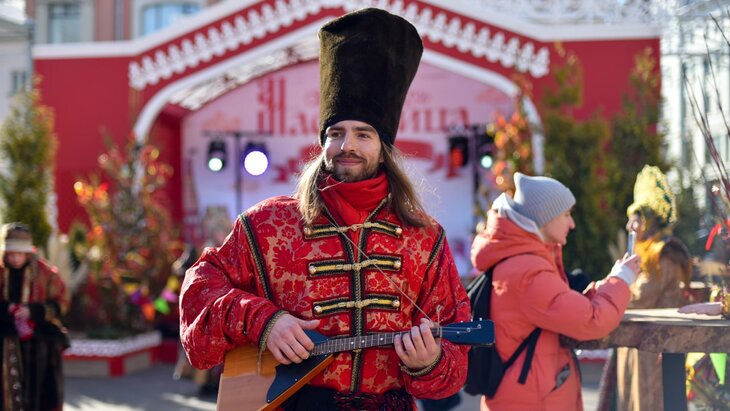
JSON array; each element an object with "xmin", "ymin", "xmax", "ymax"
[
  {"xmin": 207, "ymin": 140, "xmax": 227, "ymax": 172},
  {"xmin": 448, "ymin": 134, "xmax": 470, "ymax": 168},
  {"xmin": 242, "ymin": 142, "xmax": 269, "ymax": 176},
  {"xmin": 476, "ymin": 128, "xmax": 496, "ymax": 169}
]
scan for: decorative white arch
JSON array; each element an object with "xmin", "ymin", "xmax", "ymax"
[
  {"xmin": 130, "ymin": 1, "xmax": 547, "ymax": 172},
  {"xmin": 126, "ymin": 0, "xmax": 552, "ymax": 92},
  {"xmin": 132, "ymin": 19, "xmax": 327, "ymax": 138}
]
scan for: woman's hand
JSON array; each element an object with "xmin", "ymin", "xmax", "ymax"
[
  {"xmin": 618, "ymin": 253, "xmax": 641, "ymax": 276},
  {"xmin": 677, "ymin": 302, "xmax": 722, "ymax": 316},
  {"xmin": 606, "ymin": 253, "xmax": 642, "ymax": 285}
]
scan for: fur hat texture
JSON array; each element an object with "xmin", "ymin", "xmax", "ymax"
[
  {"xmin": 318, "ymin": 8, "xmax": 423, "ymax": 146},
  {"xmin": 627, "ymin": 165, "xmax": 677, "ymax": 229}
]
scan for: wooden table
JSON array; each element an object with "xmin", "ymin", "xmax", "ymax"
[{"xmin": 577, "ymin": 308, "xmax": 730, "ymax": 411}]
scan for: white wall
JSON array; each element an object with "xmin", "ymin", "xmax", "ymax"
[{"xmin": 0, "ymin": 39, "xmax": 27, "ymax": 121}]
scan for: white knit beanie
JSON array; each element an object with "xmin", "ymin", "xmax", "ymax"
[{"xmin": 512, "ymin": 172, "xmax": 576, "ymax": 227}]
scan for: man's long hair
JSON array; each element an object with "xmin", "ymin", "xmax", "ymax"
[{"xmin": 295, "ymin": 144, "xmax": 431, "ymax": 228}]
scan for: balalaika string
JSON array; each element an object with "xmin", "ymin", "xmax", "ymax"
[{"xmin": 333, "ymin": 219, "xmax": 440, "ymax": 325}]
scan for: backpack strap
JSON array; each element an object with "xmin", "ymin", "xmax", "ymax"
[
  {"xmin": 485, "ymin": 257, "xmax": 542, "ymax": 385},
  {"xmin": 503, "ymin": 328, "xmax": 542, "ymax": 384}
]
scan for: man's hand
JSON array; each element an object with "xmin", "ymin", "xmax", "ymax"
[
  {"xmin": 266, "ymin": 314, "xmax": 320, "ymax": 365},
  {"xmin": 394, "ymin": 318, "xmax": 441, "ymax": 370}
]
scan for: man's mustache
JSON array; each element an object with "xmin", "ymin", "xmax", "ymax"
[{"xmin": 334, "ymin": 154, "xmax": 364, "ymax": 161}]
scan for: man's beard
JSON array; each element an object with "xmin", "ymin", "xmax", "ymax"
[{"xmin": 325, "ymin": 155, "xmax": 380, "ymax": 182}]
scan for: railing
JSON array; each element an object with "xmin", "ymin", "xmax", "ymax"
[{"xmin": 462, "ymin": 0, "xmax": 665, "ymax": 25}]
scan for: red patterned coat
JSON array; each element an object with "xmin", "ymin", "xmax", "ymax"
[{"xmin": 179, "ymin": 196, "xmax": 471, "ymax": 399}]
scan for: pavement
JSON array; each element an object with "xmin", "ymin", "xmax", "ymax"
[{"xmin": 64, "ymin": 361, "xmax": 604, "ymax": 410}]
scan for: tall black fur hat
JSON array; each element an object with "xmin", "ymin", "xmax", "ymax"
[{"xmin": 318, "ymin": 8, "xmax": 423, "ymax": 146}]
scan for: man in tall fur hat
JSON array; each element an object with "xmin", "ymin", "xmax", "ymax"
[
  {"xmin": 0, "ymin": 222, "xmax": 69, "ymax": 411},
  {"xmin": 179, "ymin": 8, "xmax": 471, "ymax": 410}
]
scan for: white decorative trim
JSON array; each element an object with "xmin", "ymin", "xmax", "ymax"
[
  {"xmin": 382, "ymin": 0, "xmax": 550, "ymax": 78},
  {"xmin": 463, "ymin": 0, "xmax": 660, "ymax": 26},
  {"xmin": 133, "ymin": 20, "xmax": 329, "ymax": 140},
  {"xmin": 170, "ymin": 38, "xmax": 320, "ymax": 111},
  {"xmin": 128, "ymin": 0, "xmax": 325, "ymax": 90},
  {"xmin": 128, "ymin": 0, "xmax": 551, "ymax": 91},
  {"xmin": 64, "ymin": 331, "xmax": 162, "ymax": 358},
  {"xmin": 430, "ymin": 0, "xmax": 663, "ymax": 41}
]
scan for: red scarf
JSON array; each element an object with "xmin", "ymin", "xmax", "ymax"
[{"xmin": 319, "ymin": 171, "xmax": 389, "ymax": 227}]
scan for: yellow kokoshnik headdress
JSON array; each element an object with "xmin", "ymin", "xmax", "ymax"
[{"xmin": 627, "ymin": 165, "xmax": 677, "ymax": 232}]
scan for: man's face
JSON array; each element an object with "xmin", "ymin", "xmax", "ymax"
[
  {"xmin": 5, "ymin": 251, "xmax": 29, "ymax": 269},
  {"xmin": 323, "ymin": 120, "xmax": 384, "ymax": 182}
]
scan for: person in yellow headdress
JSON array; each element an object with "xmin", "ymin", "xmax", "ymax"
[{"xmin": 616, "ymin": 165, "xmax": 692, "ymax": 410}]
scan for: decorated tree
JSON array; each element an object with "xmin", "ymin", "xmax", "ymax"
[
  {"xmin": 490, "ymin": 74, "xmax": 535, "ymax": 195},
  {"xmin": 606, "ymin": 48, "xmax": 671, "ymax": 232},
  {"xmin": 66, "ymin": 135, "xmax": 180, "ymax": 338},
  {"xmin": 540, "ymin": 49, "xmax": 616, "ymax": 277},
  {"xmin": 537, "ymin": 47, "xmax": 677, "ymax": 278},
  {"xmin": 0, "ymin": 84, "xmax": 57, "ymax": 250}
]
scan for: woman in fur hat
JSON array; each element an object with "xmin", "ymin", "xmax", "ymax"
[
  {"xmin": 0, "ymin": 222, "xmax": 69, "ymax": 411},
  {"xmin": 608, "ymin": 166, "xmax": 692, "ymax": 411}
]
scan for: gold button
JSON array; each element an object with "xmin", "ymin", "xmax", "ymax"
[
  {"xmin": 308, "ymin": 265, "xmax": 317, "ymax": 274},
  {"xmin": 392, "ymin": 300, "xmax": 400, "ymax": 308},
  {"xmin": 303, "ymin": 227, "xmax": 312, "ymax": 236},
  {"xmin": 395, "ymin": 227, "xmax": 403, "ymax": 235},
  {"xmin": 313, "ymin": 305, "xmax": 322, "ymax": 313},
  {"xmin": 393, "ymin": 260, "xmax": 402, "ymax": 269}
]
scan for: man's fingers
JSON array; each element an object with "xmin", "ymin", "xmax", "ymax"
[
  {"xmin": 266, "ymin": 314, "xmax": 321, "ymax": 363},
  {"xmin": 419, "ymin": 322, "xmax": 436, "ymax": 347},
  {"xmin": 273, "ymin": 347, "xmax": 292, "ymax": 365},
  {"xmin": 409, "ymin": 326, "xmax": 426, "ymax": 352},
  {"xmin": 288, "ymin": 340, "xmax": 310, "ymax": 361},
  {"xmin": 293, "ymin": 327, "xmax": 315, "ymax": 351},
  {"xmin": 299, "ymin": 319, "xmax": 321, "ymax": 330},
  {"xmin": 402, "ymin": 331, "xmax": 416, "ymax": 354},
  {"xmin": 279, "ymin": 343, "xmax": 304, "ymax": 364},
  {"xmin": 393, "ymin": 334, "xmax": 405, "ymax": 357}
]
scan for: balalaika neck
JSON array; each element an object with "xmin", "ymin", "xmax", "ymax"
[{"xmin": 310, "ymin": 327, "xmax": 442, "ymax": 356}]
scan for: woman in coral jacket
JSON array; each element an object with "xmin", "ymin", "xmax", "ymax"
[{"xmin": 470, "ymin": 173, "xmax": 641, "ymax": 411}]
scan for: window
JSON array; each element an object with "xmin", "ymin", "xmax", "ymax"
[
  {"xmin": 141, "ymin": 3, "xmax": 201, "ymax": 36},
  {"xmin": 10, "ymin": 71, "xmax": 27, "ymax": 96},
  {"xmin": 48, "ymin": 3, "xmax": 81, "ymax": 44}
]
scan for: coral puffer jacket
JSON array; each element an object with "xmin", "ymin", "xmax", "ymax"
[{"xmin": 471, "ymin": 211, "xmax": 630, "ymax": 411}]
